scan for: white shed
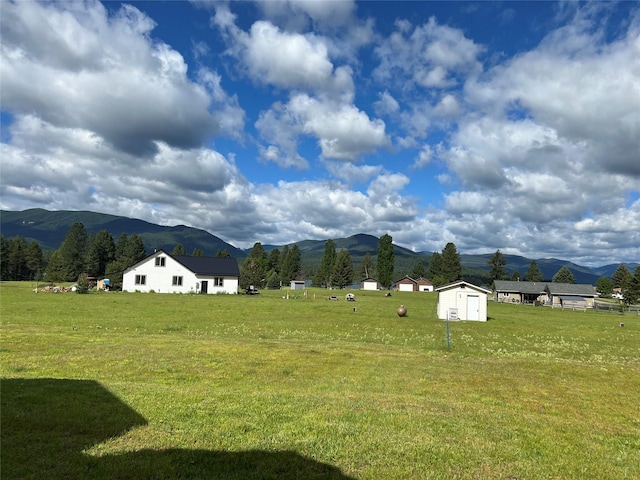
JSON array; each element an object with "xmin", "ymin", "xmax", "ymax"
[
  {"xmin": 290, "ymin": 280, "xmax": 306, "ymax": 290},
  {"xmin": 436, "ymin": 281, "xmax": 491, "ymax": 322}
]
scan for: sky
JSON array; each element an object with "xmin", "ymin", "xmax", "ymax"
[{"xmin": 1, "ymin": 0, "xmax": 639, "ymax": 267}]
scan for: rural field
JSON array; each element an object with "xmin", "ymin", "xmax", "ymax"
[{"xmin": 1, "ymin": 281, "xmax": 639, "ymax": 479}]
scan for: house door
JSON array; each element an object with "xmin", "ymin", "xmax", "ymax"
[
  {"xmin": 467, "ymin": 295, "xmax": 479, "ymax": 320},
  {"xmin": 201, "ymin": 281, "xmax": 208, "ymax": 294}
]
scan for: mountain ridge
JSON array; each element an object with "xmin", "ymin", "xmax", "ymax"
[{"xmin": 2, "ymin": 209, "xmax": 636, "ymax": 284}]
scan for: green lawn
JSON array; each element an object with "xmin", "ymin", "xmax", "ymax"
[{"xmin": 2, "ymin": 282, "xmax": 639, "ymax": 479}]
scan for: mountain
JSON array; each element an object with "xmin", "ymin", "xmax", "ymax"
[
  {"xmin": 0, "ymin": 209, "xmax": 243, "ymax": 257},
  {"xmin": 2, "ymin": 209, "xmax": 635, "ymax": 283}
]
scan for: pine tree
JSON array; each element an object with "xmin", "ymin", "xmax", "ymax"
[
  {"xmin": 441, "ymin": 242, "xmax": 462, "ymax": 284},
  {"xmin": 172, "ymin": 243, "xmax": 186, "ymax": 255},
  {"xmin": 57, "ymin": 222, "xmax": 88, "ymax": 281},
  {"xmin": 611, "ymin": 264, "xmax": 632, "ymax": 290},
  {"xmin": 240, "ymin": 242, "xmax": 268, "ymax": 289},
  {"xmin": 314, "ymin": 240, "xmax": 336, "ymax": 288},
  {"xmin": 411, "ymin": 261, "xmax": 426, "ymax": 279},
  {"xmin": 623, "ymin": 266, "xmax": 640, "ymax": 305},
  {"xmin": 280, "ymin": 245, "xmax": 301, "ymax": 284},
  {"xmin": 268, "ymin": 249, "xmax": 281, "ymax": 273},
  {"xmin": 25, "ymin": 241, "xmax": 44, "ymax": 280},
  {"xmin": 488, "ymin": 249, "xmax": 508, "ymax": 283},
  {"xmin": 331, "ymin": 249, "xmax": 354, "ymax": 288},
  {"xmin": 596, "ymin": 277, "xmax": 613, "ymax": 296},
  {"xmin": 0, "ymin": 235, "xmax": 8, "ymax": 281},
  {"xmin": 525, "ymin": 260, "xmax": 543, "ymax": 282},
  {"xmin": 215, "ymin": 249, "xmax": 231, "ymax": 258},
  {"xmin": 552, "ymin": 266, "xmax": 576, "ymax": 283},
  {"xmin": 192, "ymin": 248, "xmax": 204, "ymax": 256},
  {"xmin": 376, "ymin": 234, "xmax": 395, "ymax": 289},
  {"xmin": 85, "ymin": 230, "xmax": 115, "ymax": 277},
  {"xmin": 426, "ymin": 252, "xmax": 444, "ymax": 286}
]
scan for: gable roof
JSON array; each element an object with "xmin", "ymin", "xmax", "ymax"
[
  {"xmin": 417, "ymin": 277, "xmax": 433, "ymax": 285},
  {"xmin": 172, "ymin": 255, "xmax": 240, "ymax": 277},
  {"xmin": 494, "ymin": 280, "xmax": 547, "ymax": 294},
  {"xmin": 395, "ymin": 275, "xmax": 417, "ymax": 284},
  {"xmin": 546, "ymin": 283, "xmax": 596, "ymax": 297},
  {"xmin": 435, "ymin": 280, "xmax": 491, "ymax": 294}
]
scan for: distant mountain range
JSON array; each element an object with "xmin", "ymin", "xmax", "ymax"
[{"xmin": 2, "ymin": 209, "xmax": 637, "ymax": 285}]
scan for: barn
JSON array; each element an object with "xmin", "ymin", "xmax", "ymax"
[{"xmin": 436, "ymin": 281, "xmax": 491, "ymax": 322}]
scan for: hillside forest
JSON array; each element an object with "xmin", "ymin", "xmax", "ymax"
[{"xmin": 2, "ymin": 221, "xmax": 640, "ymax": 304}]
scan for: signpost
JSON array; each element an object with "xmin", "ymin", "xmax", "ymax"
[{"xmin": 446, "ymin": 308, "xmax": 458, "ymax": 349}]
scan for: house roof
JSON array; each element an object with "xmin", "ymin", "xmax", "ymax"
[
  {"xmin": 546, "ymin": 283, "xmax": 596, "ymax": 297},
  {"xmin": 435, "ymin": 280, "xmax": 492, "ymax": 294},
  {"xmin": 172, "ymin": 255, "xmax": 240, "ymax": 277},
  {"xmin": 362, "ymin": 277, "xmax": 378, "ymax": 282},
  {"xmin": 494, "ymin": 280, "xmax": 547, "ymax": 294},
  {"xmin": 395, "ymin": 275, "xmax": 417, "ymax": 284}
]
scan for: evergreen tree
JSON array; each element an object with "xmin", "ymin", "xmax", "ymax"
[
  {"xmin": 45, "ymin": 250, "xmax": 66, "ymax": 283},
  {"xmin": 623, "ymin": 266, "xmax": 640, "ymax": 305},
  {"xmin": 240, "ymin": 242, "xmax": 268, "ymax": 289},
  {"xmin": 172, "ymin": 243, "xmax": 186, "ymax": 256},
  {"xmin": 357, "ymin": 252, "xmax": 376, "ymax": 280},
  {"xmin": 376, "ymin": 234, "xmax": 395, "ymax": 289},
  {"xmin": 511, "ymin": 271, "xmax": 521, "ymax": 281},
  {"xmin": 266, "ymin": 271, "xmax": 281, "ymax": 289},
  {"xmin": 280, "ymin": 245, "xmax": 302, "ymax": 284},
  {"xmin": 268, "ymin": 248, "xmax": 281, "ymax": 273},
  {"xmin": 25, "ymin": 241, "xmax": 44, "ymax": 280},
  {"xmin": 6, "ymin": 237, "xmax": 29, "ymax": 280},
  {"xmin": 426, "ymin": 252, "xmax": 444, "ymax": 286},
  {"xmin": 611, "ymin": 263, "xmax": 632, "ymax": 290},
  {"xmin": 331, "ymin": 249, "xmax": 354, "ymax": 288},
  {"xmin": 192, "ymin": 248, "xmax": 204, "ymax": 256},
  {"xmin": 0, "ymin": 235, "xmax": 8, "ymax": 280},
  {"xmin": 105, "ymin": 233, "xmax": 146, "ymax": 287},
  {"xmin": 525, "ymin": 260, "xmax": 543, "ymax": 282},
  {"xmin": 314, "ymin": 240, "xmax": 336, "ymax": 288},
  {"xmin": 58, "ymin": 222, "xmax": 88, "ymax": 281},
  {"xmin": 441, "ymin": 242, "xmax": 462, "ymax": 284},
  {"xmin": 596, "ymin": 277, "xmax": 613, "ymax": 296},
  {"xmin": 488, "ymin": 249, "xmax": 508, "ymax": 283},
  {"xmin": 552, "ymin": 266, "xmax": 576, "ymax": 284},
  {"xmin": 411, "ymin": 261, "xmax": 426, "ymax": 279},
  {"xmin": 85, "ymin": 230, "xmax": 115, "ymax": 277},
  {"xmin": 215, "ymin": 249, "xmax": 231, "ymax": 258}
]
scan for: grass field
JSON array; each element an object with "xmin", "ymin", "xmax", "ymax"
[{"xmin": 1, "ymin": 281, "xmax": 639, "ymax": 479}]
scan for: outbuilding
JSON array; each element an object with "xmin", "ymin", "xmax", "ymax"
[
  {"xmin": 290, "ymin": 280, "xmax": 306, "ymax": 290},
  {"xmin": 361, "ymin": 277, "xmax": 380, "ymax": 291},
  {"xmin": 436, "ymin": 280, "xmax": 491, "ymax": 322},
  {"xmin": 395, "ymin": 275, "xmax": 418, "ymax": 292}
]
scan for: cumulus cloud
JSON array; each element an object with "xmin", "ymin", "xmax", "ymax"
[{"xmin": 0, "ymin": 1, "xmax": 242, "ymax": 157}]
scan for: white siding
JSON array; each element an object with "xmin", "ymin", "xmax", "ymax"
[
  {"xmin": 437, "ymin": 284, "xmax": 488, "ymax": 322},
  {"xmin": 398, "ymin": 282, "xmax": 415, "ymax": 292},
  {"xmin": 362, "ymin": 280, "xmax": 378, "ymax": 291}
]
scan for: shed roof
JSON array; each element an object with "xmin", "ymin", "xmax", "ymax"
[{"xmin": 435, "ymin": 280, "xmax": 491, "ymax": 294}]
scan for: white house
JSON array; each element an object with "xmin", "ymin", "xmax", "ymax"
[
  {"xmin": 122, "ymin": 250, "xmax": 240, "ymax": 294},
  {"xmin": 436, "ymin": 281, "xmax": 491, "ymax": 322}
]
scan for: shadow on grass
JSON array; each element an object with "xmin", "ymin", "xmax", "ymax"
[{"xmin": 1, "ymin": 378, "xmax": 356, "ymax": 480}]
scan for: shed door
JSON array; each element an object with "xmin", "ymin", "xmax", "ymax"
[
  {"xmin": 201, "ymin": 281, "xmax": 208, "ymax": 294},
  {"xmin": 467, "ymin": 295, "xmax": 479, "ymax": 320}
]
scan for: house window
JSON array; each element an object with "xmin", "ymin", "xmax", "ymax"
[
  {"xmin": 135, "ymin": 275, "xmax": 146, "ymax": 285},
  {"xmin": 172, "ymin": 276, "xmax": 183, "ymax": 286},
  {"xmin": 504, "ymin": 293, "xmax": 510, "ymax": 297},
  {"xmin": 214, "ymin": 277, "xmax": 223, "ymax": 287},
  {"xmin": 155, "ymin": 257, "xmax": 166, "ymax": 267}
]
